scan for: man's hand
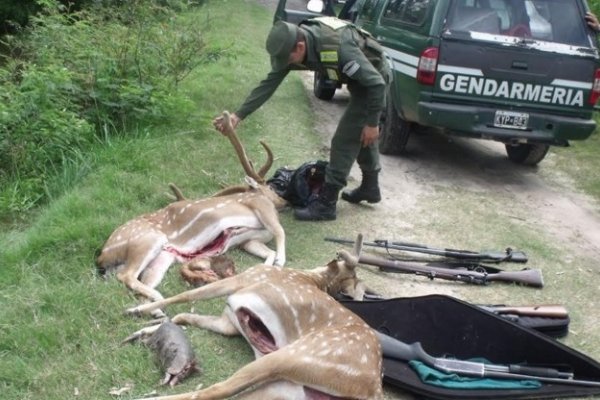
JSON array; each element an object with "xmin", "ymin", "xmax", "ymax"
[
  {"xmin": 361, "ymin": 125, "xmax": 379, "ymax": 147},
  {"xmin": 586, "ymin": 12, "xmax": 600, "ymax": 32},
  {"xmin": 213, "ymin": 112, "xmax": 241, "ymax": 134}
]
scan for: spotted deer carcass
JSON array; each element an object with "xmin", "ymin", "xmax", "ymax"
[
  {"xmin": 124, "ymin": 235, "xmax": 382, "ymax": 400},
  {"xmin": 96, "ymin": 111, "xmax": 287, "ymax": 310}
]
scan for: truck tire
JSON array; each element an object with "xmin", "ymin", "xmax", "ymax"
[
  {"xmin": 505, "ymin": 143, "xmax": 549, "ymax": 166},
  {"xmin": 379, "ymin": 95, "xmax": 410, "ymax": 155},
  {"xmin": 313, "ymin": 70, "xmax": 336, "ymax": 100}
]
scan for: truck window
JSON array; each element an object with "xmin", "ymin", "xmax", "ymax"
[
  {"xmin": 357, "ymin": 0, "xmax": 381, "ymax": 23},
  {"xmin": 381, "ymin": 0, "xmax": 432, "ymax": 26},
  {"xmin": 446, "ymin": 0, "xmax": 590, "ymax": 47}
]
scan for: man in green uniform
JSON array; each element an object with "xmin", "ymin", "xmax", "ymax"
[{"xmin": 213, "ymin": 17, "xmax": 391, "ymax": 221}]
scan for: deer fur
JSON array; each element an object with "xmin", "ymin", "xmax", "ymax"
[
  {"xmin": 124, "ymin": 246, "xmax": 382, "ymax": 400},
  {"xmin": 96, "ymin": 111, "xmax": 287, "ymax": 308}
]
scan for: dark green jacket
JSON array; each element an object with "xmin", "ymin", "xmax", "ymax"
[{"xmin": 236, "ymin": 19, "xmax": 389, "ymax": 127}]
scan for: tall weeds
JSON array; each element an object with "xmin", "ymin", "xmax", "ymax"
[{"xmin": 0, "ymin": 0, "xmax": 224, "ymax": 219}]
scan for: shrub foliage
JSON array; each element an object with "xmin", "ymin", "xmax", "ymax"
[{"xmin": 0, "ymin": 0, "xmax": 223, "ymax": 218}]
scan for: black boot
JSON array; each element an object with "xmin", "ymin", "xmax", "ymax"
[
  {"xmin": 341, "ymin": 170, "xmax": 381, "ymax": 204},
  {"xmin": 294, "ymin": 184, "xmax": 340, "ymax": 221}
]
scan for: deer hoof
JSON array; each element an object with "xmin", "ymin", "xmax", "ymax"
[
  {"xmin": 151, "ymin": 309, "xmax": 167, "ymax": 319},
  {"xmin": 144, "ymin": 316, "xmax": 168, "ymax": 326},
  {"xmin": 124, "ymin": 306, "xmax": 143, "ymax": 317},
  {"xmin": 121, "ymin": 330, "xmax": 143, "ymax": 345},
  {"xmin": 274, "ymin": 258, "xmax": 286, "ymax": 267}
]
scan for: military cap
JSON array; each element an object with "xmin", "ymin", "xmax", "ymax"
[{"xmin": 266, "ymin": 21, "xmax": 298, "ymax": 71}]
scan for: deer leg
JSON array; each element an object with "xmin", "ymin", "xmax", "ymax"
[
  {"xmin": 266, "ymin": 224, "xmax": 285, "ymax": 267},
  {"xmin": 136, "ymin": 251, "xmax": 177, "ymax": 317},
  {"xmin": 140, "ymin": 251, "xmax": 176, "ymax": 289},
  {"xmin": 122, "ymin": 310, "xmax": 240, "ymax": 344},
  {"xmin": 251, "ymin": 203, "xmax": 286, "ymax": 267},
  {"xmin": 241, "ymin": 240, "xmax": 277, "ymax": 265},
  {"xmin": 117, "ymin": 255, "xmax": 165, "ymax": 303},
  {"xmin": 171, "ymin": 311, "xmax": 240, "ymax": 336},
  {"xmin": 125, "ymin": 272, "xmax": 249, "ymax": 316}
]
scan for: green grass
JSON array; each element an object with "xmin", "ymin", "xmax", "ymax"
[
  {"xmin": 1, "ymin": 1, "xmax": 600, "ymax": 399},
  {"xmin": 550, "ymin": 130, "xmax": 600, "ymax": 204},
  {"xmin": 0, "ymin": 2, "xmax": 315, "ymax": 399}
]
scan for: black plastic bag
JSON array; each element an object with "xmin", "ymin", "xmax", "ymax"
[{"xmin": 267, "ymin": 160, "xmax": 328, "ymax": 207}]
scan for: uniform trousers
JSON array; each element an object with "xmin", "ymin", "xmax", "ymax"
[{"xmin": 326, "ymin": 81, "xmax": 383, "ymax": 188}]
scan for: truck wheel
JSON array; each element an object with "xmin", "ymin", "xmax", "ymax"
[
  {"xmin": 379, "ymin": 95, "xmax": 410, "ymax": 155},
  {"xmin": 313, "ymin": 70, "xmax": 336, "ymax": 100},
  {"xmin": 505, "ymin": 143, "xmax": 549, "ymax": 166}
]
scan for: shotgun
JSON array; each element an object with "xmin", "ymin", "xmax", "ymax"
[
  {"xmin": 325, "ymin": 237, "xmax": 528, "ymax": 264},
  {"xmin": 377, "ymin": 332, "xmax": 600, "ymax": 387},
  {"xmin": 357, "ymin": 252, "xmax": 543, "ymax": 288}
]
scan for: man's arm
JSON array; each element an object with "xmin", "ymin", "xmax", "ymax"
[
  {"xmin": 339, "ymin": 29, "xmax": 387, "ymax": 130},
  {"xmin": 213, "ymin": 69, "xmax": 289, "ymax": 134},
  {"xmin": 236, "ymin": 69, "xmax": 289, "ymax": 120}
]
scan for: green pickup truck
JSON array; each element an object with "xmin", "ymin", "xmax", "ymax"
[{"xmin": 276, "ymin": 0, "xmax": 600, "ymax": 165}]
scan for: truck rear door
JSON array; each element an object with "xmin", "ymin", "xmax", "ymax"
[{"xmin": 436, "ymin": 0, "xmax": 600, "ymax": 122}]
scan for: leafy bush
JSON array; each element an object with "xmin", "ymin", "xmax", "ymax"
[
  {"xmin": 0, "ymin": 0, "xmax": 225, "ymax": 218},
  {"xmin": 0, "ymin": 61, "xmax": 96, "ymax": 210},
  {"xmin": 1, "ymin": 0, "xmax": 196, "ymax": 32}
]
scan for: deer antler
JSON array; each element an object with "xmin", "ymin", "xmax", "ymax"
[
  {"xmin": 221, "ymin": 111, "xmax": 273, "ymax": 184},
  {"xmin": 257, "ymin": 140, "xmax": 273, "ymax": 178},
  {"xmin": 337, "ymin": 233, "xmax": 364, "ymax": 267}
]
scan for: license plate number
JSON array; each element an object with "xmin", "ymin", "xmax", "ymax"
[{"xmin": 494, "ymin": 110, "xmax": 529, "ymax": 130}]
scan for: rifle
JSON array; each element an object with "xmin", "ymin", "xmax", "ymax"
[
  {"xmin": 477, "ymin": 304, "xmax": 568, "ymax": 319},
  {"xmin": 356, "ymin": 252, "xmax": 543, "ymax": 288},
  {"xmin": 325, "ymin": 237, "xmax": 528, "ymax": 264},
  {"xmin": 378, "ymin": 332, "xmax": 600, "ymax": 387}
]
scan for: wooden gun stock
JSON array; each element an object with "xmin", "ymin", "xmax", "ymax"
[{"xmin": 479, "ymin": 304, "xmax": 568, "ymax": 319}]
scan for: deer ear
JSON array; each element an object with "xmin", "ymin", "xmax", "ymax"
[
  {"xmin": 350, "ymin": 280, "xmax": 366, "ymax": 301},
  {"xmin": 244, "ymin": 176, "xmax": 259, "ymax": 188}
]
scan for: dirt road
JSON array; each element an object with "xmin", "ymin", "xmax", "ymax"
[
  {"xmin": 257, "ymin": 1, "xmax": 600, "ymax": 399},
  {"xmin": 301, "ymin": 73, "xmax": 600, "ymax": 263}
]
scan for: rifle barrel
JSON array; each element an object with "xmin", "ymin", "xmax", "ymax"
[
  {"xmin": 324, "ymin": 237, "xmax": 528, "ymax": 264},
  {"xmin": 384, "ymin": 240, "xmax": 528, "ymax": 263}
]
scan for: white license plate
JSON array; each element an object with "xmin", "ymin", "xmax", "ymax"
[{"xmin": 494, "ymin": 110, "xmax": 529, "ymax": 130}]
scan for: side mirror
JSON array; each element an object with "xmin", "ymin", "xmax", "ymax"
[{"xmin": 307, "ymin": 0, "xmax": 325, "ymax": 13}]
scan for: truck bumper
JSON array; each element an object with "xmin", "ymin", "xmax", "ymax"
[{"xmin": 418, "ymin": 101, "xmax": 596, "ymax": 146}]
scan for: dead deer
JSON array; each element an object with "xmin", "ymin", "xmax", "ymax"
[
  {"xmin": 123, "ymin": 237, "xmax": 383, "ymax": 400},
  {"xmin": 96, "ymin": 111, "xmax": 287, "ymax": 310}
]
